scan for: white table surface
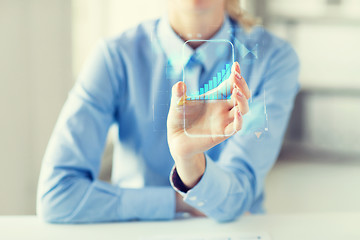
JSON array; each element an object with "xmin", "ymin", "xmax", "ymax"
[{"xmin": 1, "ymin": 213, "xmax": 359, "ymax": 240}]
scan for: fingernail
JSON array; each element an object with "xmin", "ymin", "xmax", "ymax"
[
  {"xmin": 235, "ymin": 71, "xmax": 242, "ymax": 80},
  {"xmin": 235, "ymin": 62, "xmax": 240, "ymax": 73},
  {"xmin": 236, "ymin": 88, "xmax": 243, "ymax": 98},
  {"xmin": 237, "ymin": 108, "xmax": 242, "ymax": 118}
]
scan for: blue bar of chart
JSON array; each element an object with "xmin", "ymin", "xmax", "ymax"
[
  {"xmin": 204, "ymin": 84, "xmax": 208, "ymax": 99},
  {"xmin": 200, "ymin": 88, "xmax": 204, "ymax": 100},
  {"xmin": 213, "ymin": 77, "xmax": 217, "ymax": 99},
  {"xmin": 217, "ymin": 72, "xmax": 221, "ymax": 85},
  {"xmin": 225, "ymin": 64, "xmax": 231, "ymax": 97},
  {"xmin": 188, "ymin": 63, "xmax": 232, "ymax": 100}
]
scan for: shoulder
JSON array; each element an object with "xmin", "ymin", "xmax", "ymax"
[
  {"xmin": 103, "ymin": 19, "xmax": 158, "ymax": 55},
  {"xmin": 236, "ymin": 23, "xmax": 298, "ymax": 63},
  {"xmin": 233, "ymin": 22, "xmax": 299, "ymax": 90},
  {"xmin": 94, "ymin": 19, "xmax": 158, "ymax": 78},
  {"xmin": 233, "ymin": 22, "xmax": 299, "ymax": 73},
  {"xmin": 88, "ymin": 19, "xmax": 158, "ymax": 84},
  {"xmin": 251, "ymin": 27, "xmax": 300, "ymax": 91},
  {"xmin": 81, "ymin": 20, "xmax": 158, "ymax": 95}
]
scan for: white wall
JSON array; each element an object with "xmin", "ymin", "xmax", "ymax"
[
  {"xmin": 72, "ymin": 0, "xmax": 167, "ymax": 78},
  {"xmin": 267, "ymin": 0, "xmax": 360, "ymax": 155},
  {"xmin": 264, "ymin": 0, "xmax": 360, "ymax": 213},
  {"xmin": 0, "ymin": 0, "xmax": 72, "ymax": 214}
]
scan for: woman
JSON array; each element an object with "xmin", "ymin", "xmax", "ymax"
[{"xmin": 37, "ymin": 0, "xmax": 299, "ymax": 223}]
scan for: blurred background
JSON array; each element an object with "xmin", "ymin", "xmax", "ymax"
[{"xmin": 0, "ymin": 0, "xmax": 359, "ymax": 215}]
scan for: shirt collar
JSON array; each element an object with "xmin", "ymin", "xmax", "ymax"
[{"xmin": 157, "ymin": 14, "xmax": 232, "ymax": 74}]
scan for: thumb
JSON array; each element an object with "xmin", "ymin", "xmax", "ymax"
[{"xmin": 171, "ymin": 81, "xmax": 187, "ymax": 106}]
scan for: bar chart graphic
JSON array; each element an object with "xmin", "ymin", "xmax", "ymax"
[
  {"xmin": 186, "ymin": 63, "xmax": 232, "ymax": 100},
  {"xmin": 181, "ymin": 39, "xmax": 236, "ymax": 137},
  {"xmin": 182, "ymin": 63, "xmax": 236, "ymax": 138}
]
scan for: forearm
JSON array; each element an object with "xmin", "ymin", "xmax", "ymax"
[{"xmin": 37, "ymin": 171, "xmax": 175, "ymax": 223}]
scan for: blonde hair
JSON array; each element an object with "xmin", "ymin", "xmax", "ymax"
[{"xmin": 225, "ymin": 0, "xmax": 259, "ymax": 30}]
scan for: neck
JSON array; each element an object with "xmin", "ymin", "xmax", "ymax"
[{"xmin": 168, "ymin": 4, "xmax": 225, "ymax": 49}]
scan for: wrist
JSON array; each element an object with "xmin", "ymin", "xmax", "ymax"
[{"xmin": 173, "ymin": 153, "xmax": 206, "ymax": 189}]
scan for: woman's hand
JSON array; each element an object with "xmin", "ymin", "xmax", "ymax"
[{"xmin": 167, "ymin": 62, "xmax": 250, "ymax": 189}]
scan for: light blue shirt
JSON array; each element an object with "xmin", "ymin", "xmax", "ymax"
[{"xmin": 37, "ymin": 15, "xmax": 299, "ymax": 223}]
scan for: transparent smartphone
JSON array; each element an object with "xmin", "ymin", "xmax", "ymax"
[{"xmin": 182, "ymin": 39, "xmax": 235, "ymax": 137}]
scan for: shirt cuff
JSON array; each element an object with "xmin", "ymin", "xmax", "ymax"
[
  {"xmin": 170, "ymin": 167, "xmax": 191, "ymax": 195},
  {"xmin": 118, "ymin": 185, "xmax": 176, "ymax": 221},
  {"xmin": 169, "ymin": 154, "xmax": 231, "ymax": 213}
]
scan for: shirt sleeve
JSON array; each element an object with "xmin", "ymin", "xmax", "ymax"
[
  {"xmin": 37, "ymin": 41, "xmax": 175, "ymax": 223},
  {"xmin": 170, "ymin": 42, "xmax": 300, "ymax": 222}
]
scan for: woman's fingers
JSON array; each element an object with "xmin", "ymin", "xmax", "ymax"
[
  {"xmin": 231, "ymin": 87, "xmax": 249, "ymax": 115},
  {"xmin": 226, "ymin": 88, "xmax": 247, "ymax": 135},
  {"xmin": 231, "ymin": 62, "xmax": 251, "ymax": 99},
  {"xmin": 224, "ymin": 106, "xmax": 243, "ymax": 135}
]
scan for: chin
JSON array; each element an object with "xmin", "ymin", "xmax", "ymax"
[{"xmin": 175, "ymin": 0, "xmax": 224, "ymax": 12}]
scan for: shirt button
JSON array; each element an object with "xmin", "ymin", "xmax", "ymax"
[
  {"xmin": 189, "ymin": 196, "xmax": 197, "ymax": 201},
  {"xmin": 197, "ymin": 201, "xmax": 205, "ymax": 207}
]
